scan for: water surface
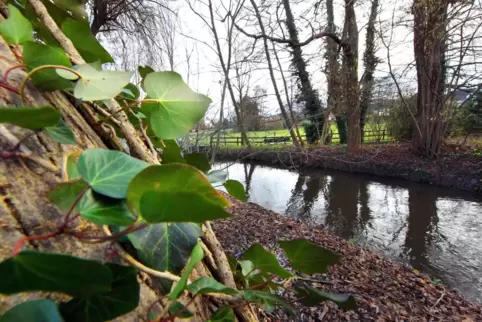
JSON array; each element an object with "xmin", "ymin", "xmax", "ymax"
[{"xmin": 213, "ymin": 161, "xmax": 482, "ymax": 304}]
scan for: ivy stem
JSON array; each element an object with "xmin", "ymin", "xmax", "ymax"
[
  {"xmin": 0, "ymin": 81, "xmax": 20, "ymax": 94},
  {"xmin": 62, "ymin": 186, "xmax": 90, "ymax": 227},
  {"xmin": 3, "ymin": 64, "xmax": 25, "ymax": 82},
  {"xmin": 72, "ymin": 222, "xmax": 148, "ymax": 243},
  {"xmin": 12, "ymin": 231, "xmax": 61, "ymax": 256},
  {"xmin": 19, "ymin": 65, "xmax": 83, "ymax": 105},
  {"xmin": 97, "ymin": 99, "xmax": 160, "ymax": 125}
]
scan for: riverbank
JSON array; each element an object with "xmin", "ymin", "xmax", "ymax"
[
  {"xmin": 214, "ymin": 194, "xmax": 482, "ymax": 320},
  {"xmin": 215, "ymin": 144, "xmax": 482, "ymax": 192}
]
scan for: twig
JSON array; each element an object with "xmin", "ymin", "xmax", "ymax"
[{"xmin": 430, "ymin": 287, "xmax": 446, "ymax": 312}]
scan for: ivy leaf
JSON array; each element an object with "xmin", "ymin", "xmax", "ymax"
[
  {"xmin": 72, "ymin": 64, "xmax": 134, "ymax": 101},
  {"xmin": 0, "ymin": 300, "xmax": 62, "ymax": 322},
  {"xmin": 242, "ymin": 244, "xmax": 292, "ymax": 279},
  {"xmin": 62, "ymin": 19, "xmax": 113, "ymax": 64},
  {"xmin": 46, "ymin": 119, "xmax": 77, "ymax": 144},
  {"xmin": 168, "ymin": 302, "xmax": 194, "ymax": 319},
  {"xmin": 279, "ymin": 239, "xmax": 340, "ymax": 274},
  {"xmin": 142, "ymin": 72, "xmax": 211, "ymax": 139},
  {"xmin": 48, "ymin": 179, "xmax": 89, "ymax": 212},
  {"xmin": 59, "ymin": 263, "xmax": 140, "ymax": 322},
  {"xmin": 23, "ymin": 41, "xmax": 73, "ymax": 91},
  {"xmin": 77, "ymin": 148, "xmax": 149, "ymax": 199},
  {"xmin": 169, "ymin": 243, "xmax": 203, "ymax": 300},
  {"xmin": 127, "ymin": 164, "xmax": 231, "ymax": 223},
  {"xmin": 0, "ymin": 4, "xmax": 33, "ymax": 45},
  {"xmin": 0, "ymin": 251, "xmax": 112, "ymax": 297},
  {"xmin": 78, "ymin": 190, "xmax": 136, "ymax": 226},
  {"xmin": 160, "ymin": 139, "xmax": 186, "ymax": 164},
  {"xmin": 64, "ymin": 151, "xmax": 81, "ymax": 180},
  {"xmin": 207, "ymin": 170, "xmax": 228, "ymax": 184},
  {"xmin": 119, "ymin": 83, "xmax": 140, "ymax": 101},
  {"xmin": 125, "ymin": 223, "xmax": 201, "ymax": 275},
  {"xmin": 138, "ymin": 65, "xmax": 154, "ymax": 79},
  {"xmin": 223, "ymin": 180, "xmax": 247, "ymax": 202},
  {"xmin": 294, "ymin": 284, "xmax": 356, "ymax": 310},
  {"xmin": 52, "ymin": 0, "xmax": 88, "ymax": 20},
  {"xmin": 184, "ymin": 153, "xmax": 211, "ymax": 173},
  {"xmin": 0, "ymin": 106, "xmax": 60, "ymax": 130},
  {"xmin": 186, "ymin": 277, "xmax": 238, "ymax": 296},
  {"xmin": 241, "ymin": 290, "xmax": 293, "ymax": 313},
  {"xmin": 208, "ymin": 306, "xmax": 235, "ymax": 322}
]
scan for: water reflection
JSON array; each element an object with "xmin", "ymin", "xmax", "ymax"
[{"xmin": 213, "ymin": 161, "xmax": 482, "ymax": 303}]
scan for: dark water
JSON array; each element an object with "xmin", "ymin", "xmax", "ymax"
[{"xmin": 213, "ymin": 161, "xmax": 482, "ymax": 304}]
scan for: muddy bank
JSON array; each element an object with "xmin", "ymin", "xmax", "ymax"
[
  {"xmin": 215, "ymin": 144, "xmax": 482, "ymax": 192},
  {"xmin": 214, "ymin": 194, "xmax": 482, "ymax": 321}
]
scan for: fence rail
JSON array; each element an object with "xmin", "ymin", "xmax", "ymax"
[{"xmin": 205, "ymin": 129, "xmax": 389, "ymax": 147}]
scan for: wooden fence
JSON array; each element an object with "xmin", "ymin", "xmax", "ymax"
[{"xmin": 208, "ymin": 129, "xmax": 389, "ymax": 147}]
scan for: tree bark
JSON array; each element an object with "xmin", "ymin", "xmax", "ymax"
[
  {"xmin": 326, "ymin": 0, "xmax": 347, "ymax": 144},
  {"xmin": 342, "ymin": 0, "xmax": 360, "ymax": 152},
  {"xmin": 412, "ymin": 0, "xmax": 449, "ymax": 157},
  {"xmin": 249, "ymin": 0, "xmax": 301, "ymax": 148},
  {"xmin": 360, "ymin": 0, "xmax": 379, "ymax": 142},
  {"xmin": 282, "ymin": 0, "xmax": 325, "ymax": 143},
  {"xmin": 0, "ymin": 5, "xmax": 257, "ymax": 321}
]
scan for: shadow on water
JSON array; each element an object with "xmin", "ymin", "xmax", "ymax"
[{"xmin": 213, "ymin": 161, "xmax": 482, "ymax": 304}]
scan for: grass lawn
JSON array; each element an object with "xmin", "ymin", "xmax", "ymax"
[{"xmin": 190, "ymin": 123, "xmax": 389, "ymax": 147}]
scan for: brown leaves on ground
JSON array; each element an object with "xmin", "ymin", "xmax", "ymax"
[{"xmin": 214, "ymin": 194, "xmax": 482, "ymax": 321}]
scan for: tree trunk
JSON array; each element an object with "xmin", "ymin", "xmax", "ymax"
[
  {"xmin": 342, "ymin": 0, "xmax": 360, "ymax": 152},
  {"xmin": 326, "ymin": 0, "xmax": 347, "ymax": 144},
  {"xmin": 282, "ymin": 0, "xmax": 325, "ymax": 143},
  {"xmin": 412, "ymin": 0, "xmax": 448, "ymax": 157},
  {"xmin": 0, "ymin": 5, "xmax": 257, "ymax": 321},
  {"xmin": 360, "ymin": 0, "xmax": 379, "ymax": 142},
  {"xmin": 249, "ymin": 0, "xmax": 301, "ymax": 148}
]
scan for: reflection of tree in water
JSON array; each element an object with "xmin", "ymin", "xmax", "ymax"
[
  {"xmin": 243, "ymin": 163, "xmax": 256, "ymax": 199},
  {"xmin": 404, "ymin": 188, "xmax": 438, "ymax": 269},
  {"xmin": 325, "ymin": 175, "xmax": 371, "ymax": 240},
  {"xmin": 285, "ymin": 173, "xmax": 329, "ymax": 221}
]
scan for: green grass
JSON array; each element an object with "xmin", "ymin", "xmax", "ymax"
[{"xmin": 190, "ymin": 123, "xmax": 390, "ymax": 147}]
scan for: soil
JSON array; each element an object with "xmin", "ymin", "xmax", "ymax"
[
  {"xmin": 214, "ymin": 144, "xmax": 482, "ymax": 192},
  {"xmin": 214, "ymin": 193, "xmax": 482, "ymax": 321}
]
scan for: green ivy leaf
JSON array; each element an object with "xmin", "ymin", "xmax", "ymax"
[
  {"xmin": 64, "ymin": 151, "xmax": 81, "ymax": 180},
  {"xmin": 241, "ymin": 290, "xmax": 293, "ymax": 313},
  {"xmin": 125, "ymin": 223, "xmax": 201, "ymax": 275},
  {"xmin": 119, "ymin": 83, "xmax": 140, "ymax": 101},
  {"xmin": 77, "ymin": 148, "xmax": 149, "ymax": 199},
  {"xmin": 48, "ymin": 179, "xmax": 89, "ymax": 212},
  {"xmin": 294, "ymin": 284, "xmax": 356, "ymax": 310},
  {"xmin": 23, "ymin": 41, "xmax": 73, "ymax": 91},
  {"xmin": 127, "ymin": 164, "xmax": 231, "ymax": 223},
  {"xmin": 138, "ymin": 65, "xmax": 154, "ymax": 79},
  {"xmin": 52, "ymin": 0, "xmax": 88, "ymax": 20},
  {"xmin": 78, "ymin": 190, "xmax": 136, "ymax": 226},
  {"xmin": 207, "ymin": 170, "xmax": 228, "ymax": 184},
  {"xmin": 62, "ymin": 19, "xmax": 113, "ymax": 64},
  {"xmin": 0, "ymin": 106, "xmax": 60, "ymax": 130},
  {"xmin": 160, "ymin": 139, "xmax": 186, "ymax": 164},
  {"xmin": 187, "ymin": 277, "xmax": 238, "ymax": 296},
  {"xmin": 71, "ymin": 64, "xmax": 134, "ymax": 101},
  {"xmin": 142, "ymin": 72, "xmax": 211, "ymax": 139},
  {"xmin": 242, "ymin": 244, "xmax": 292, "ymax": 279},
  {"xmin": 223, "ymin": 180, "xmax": 247, "ymax": 201},
  {"xmin": 208, "ymin": 306, "xmax": 235, "ymax": 322},
  {"xmin": 0, "ymin": 4, "xmax": 33, "ymax": 45},
  {"xmin": 169, "ymin": 243, "xmax": 203, "ymax": 300},
  {"xmin": 46, "ymin": 119, "xmax": 77, "ymax": 144},
  {"xmin": 0, "ymin": 251, "xmax": 112, "ymax": 296},
  {"xmin": 184, "ymin": 153, "xmax": 211, "ymax": 173},
  {"xmin": 168, "ymin": 302, "xmax": 194, "ymax": 319},
  {"xmin": 279, "ymin": 239, "xmax": 340, "ymax": 274},
  {"xmin": 0, "ymin": 300, "xmax": 62, "ymax": 322},
  {"xmin": 59, "ymin": 263, "xmax": 140, "ymax": 322}
]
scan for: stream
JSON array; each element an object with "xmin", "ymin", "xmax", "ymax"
[{"xmin": 213, "ymin": 161, "xmax": 482, "ymax": 304}]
